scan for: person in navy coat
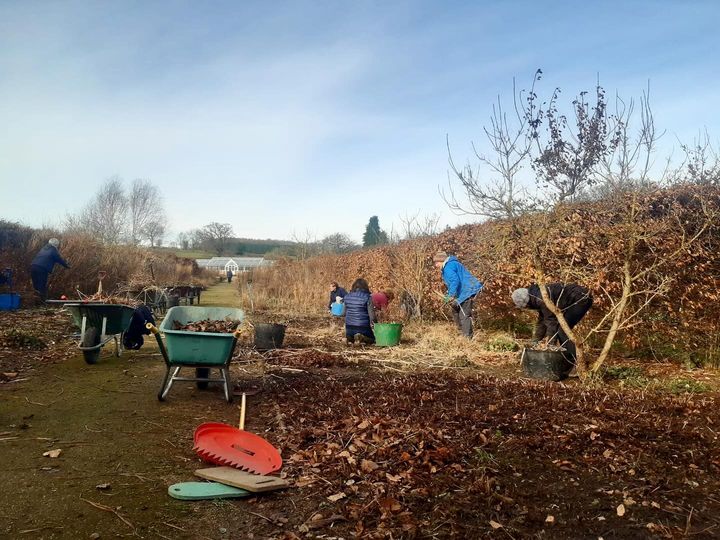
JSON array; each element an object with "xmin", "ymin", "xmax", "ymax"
[
  {"xmin": 434, "ymin": 251, "xmax": 483, "ymax": 338},
  {"xmin": 30, "ymin": 238, "xmax": 70, "ymax": 301}
]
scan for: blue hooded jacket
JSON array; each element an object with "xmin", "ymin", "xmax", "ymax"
[
  {"xmin": 31, "ymin": 245, "xmax": 69, "ymax": 273},
  {"xmin": 441, "ymin": 256, "xmax": 483, "ymax": 304}
]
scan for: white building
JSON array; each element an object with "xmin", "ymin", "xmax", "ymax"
[{"xmin": 195, "ymin": 257, "xmax": 272, "ymax": 275}]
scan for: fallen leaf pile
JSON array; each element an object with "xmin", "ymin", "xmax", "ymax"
[
  {"xmin": 250, "ymin": 370, "xmax": 720, "ymax": 538},
  {"xmin": 173, "ymin": 318, "xmax": 240, "ymax": 333}
]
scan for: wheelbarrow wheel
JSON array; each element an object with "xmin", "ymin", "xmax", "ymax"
[
  {"xmin": 81, "ymin": 327, "xmax": 101, "ymax": 365},
  {"xmin": 196, "ymin": 368, "xmax": 210, "ymax": 389}
]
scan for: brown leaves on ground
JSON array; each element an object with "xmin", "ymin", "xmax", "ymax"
[{"xmin": 257, "ymin": 370, "xmax": 720, "ymax": 538}]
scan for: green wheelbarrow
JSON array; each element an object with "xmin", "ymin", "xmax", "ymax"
[
  {"xmin": 147, "ymin": 306, "xmax": 244, "ymax": 403},
  {"xmin": 63, "ymin": 303, "xmax": 136, "ymax": 364}
]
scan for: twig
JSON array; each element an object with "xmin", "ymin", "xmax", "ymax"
[
  {"xmin": 247, "ymin": 511, "xmax": 274, "ymax": 523},
  {"xmin": 80, "ymin": 497, "xmax": 135, "ymax": 530}
]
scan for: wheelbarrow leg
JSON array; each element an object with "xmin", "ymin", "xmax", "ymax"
[
  {"xmin": 221, "ymin": 367, "xmax": 233, "ymax": 403},
  {"xmin": 158, "ymin": 366, "xmax": 180, "ymax": 401}
]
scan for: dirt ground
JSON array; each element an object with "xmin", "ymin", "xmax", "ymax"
[{"xmin": 1, "ymin": 282, "xmax": 719, "ymax": 539}]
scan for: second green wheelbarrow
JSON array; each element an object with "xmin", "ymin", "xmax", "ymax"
[
  {"xmin": 63, "ymin": 302, "xmax": 136, "ymax": 364},
  {"xmin": 147, "ymin": 306, "xmax": 244, "ymax": 403}
]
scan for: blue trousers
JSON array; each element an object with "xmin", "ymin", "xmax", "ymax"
[{"xmin": 345, "ymin": 324, "xmax": 375, "ymax": 343}]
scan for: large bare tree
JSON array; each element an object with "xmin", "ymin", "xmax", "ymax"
[
  {"xmin": 129, "ymin": 178, "xmax": 167, "ymax": 245},
  {"xmin": 200, "ymin": 222, "xmax": 234, "ymax": 255},
  {"xmin": 75, "ymin": 176, "xmax": 129, "ymax": 244},
  {"xmin": 320, "ymin": 233, "xmax": 358, "ymax": 254}
]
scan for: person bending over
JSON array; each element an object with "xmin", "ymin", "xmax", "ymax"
[{"xmin": 511, "ymin": 283, "xmax": 593, "ymax": 363}]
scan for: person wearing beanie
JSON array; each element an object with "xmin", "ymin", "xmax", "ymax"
[
  {"xmin": 511, "ymin": 283, "xmax": 593, "ymax": 362},
  {"xmin": 30, "ymin": 238, "xmax": 70, "ymax": 301},
  {"xmin": 433, "ymin": 251, "xmax": 483, "ymax": 338}
]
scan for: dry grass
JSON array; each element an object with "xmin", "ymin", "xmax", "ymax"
[{"xmin": 0, "ymin": 231, "xmax": 215, "ymax": 302}]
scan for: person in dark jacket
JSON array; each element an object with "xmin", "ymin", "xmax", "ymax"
[
  {"xmin": 123, "ymin": 305, "xmax": 155, "ymax": 350},
  {"xmin": 434, "ymin": 251, "xmax": 483, "ymax": 338},
  {"xmin": 226, "ymin": 269, "xmax": 233, "ymax": 283},
  {"xmin": 30, "ymin": 238, "xmax": 70, "ymax": 301},
  {"xmin": 328, "ymin": 281, "xmax": 347, "ymax": 310},
  {"xmin": 343, "ymin": 278, "xmax": 376, "ymax": 345},
  {"xmin": 511, "ymin": 283, "xmax": 593, "ymax": 363}
]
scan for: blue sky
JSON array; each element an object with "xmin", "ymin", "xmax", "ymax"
[{"xmin": 1, "ymin": 1, "xmax": 719, "ymax": 242}]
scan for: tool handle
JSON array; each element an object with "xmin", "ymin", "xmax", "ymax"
[{"xmin": 239, "ymin": 393, "xmax": 246, "ymax": 431}]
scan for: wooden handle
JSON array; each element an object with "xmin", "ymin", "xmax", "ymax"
[
  {"xmin": 239, "ymin": 393, "xmax": 246, "ymax": 431},
  {"xmin": 145, "ymin": 322, "xmax": 159, "ymax": 335}
]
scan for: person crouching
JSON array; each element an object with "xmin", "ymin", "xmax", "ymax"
[{"xmin": 343, "ymin": 278, "xmax": 376, "ymax": 345}]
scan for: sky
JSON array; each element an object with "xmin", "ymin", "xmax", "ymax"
[{"xmin": 1, "ymin": 0, "xmax": 719, "ymax": 243}]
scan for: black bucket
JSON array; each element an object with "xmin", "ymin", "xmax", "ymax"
[
  {"xmin": 254, "ymin": 323, "xmax": 286, "ymax": 350},
  {"xmin": 521, "ymin": 348, "xmax": 572, "ymax": 381}
]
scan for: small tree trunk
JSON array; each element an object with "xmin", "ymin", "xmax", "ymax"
[{"xmin": 590, "ymin": 260, "xmax": 632, "ymax": 374}]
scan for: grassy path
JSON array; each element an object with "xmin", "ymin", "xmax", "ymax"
[
  {"xmin": 0, "ymin": 282, "xmax": 259, "ymax": 539},
  {"xmin": 198, "ymin": 280, "xmax": 241, "ymax": 308}
]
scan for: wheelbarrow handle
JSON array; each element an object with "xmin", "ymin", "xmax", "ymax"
[
  {"xmin": 239, "ymin": 393, "xmax": 246, "ymax": 431},
  {"xmin": 146, "ymin": 323, "xmax": 170, "ymax": 366}
]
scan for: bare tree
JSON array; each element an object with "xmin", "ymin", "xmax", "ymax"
[
  {"xmin": 291, "ymin": 229, "xmax": 319, "ymax": 260},
  {"xmin": 674, "ymin": 129, "xmax": 720, "ymax": 185},
  {"xmin": 176, "ymin": 232, "xmax": 190, "ymax": 250},
  {"xmin": 129, "ymin": 179, "xmax": 167, "ymax": 245},
  {"xmin": 389, "ymin": 212, "xmax": 441, "ymax": 320},
  {"xmin": 443, "ymin": 70, "xmax": 543, "ymax": 220},
  {"xmin": 320, "ymin": 233, "xmax": 359, "ymax": 254},
  {"xmin": 74, "ymin": 176, "xmax": 129, "ymax": 244},
  {"xmin": 142, "ymin": 220, "xmax": 166, "ymax": 247},
  {"xmin": 199, "ymin": 222, "xmax": 234, "ymax": 255}
]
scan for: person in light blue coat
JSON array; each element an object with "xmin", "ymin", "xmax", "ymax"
[{"xmin": 433, "ymin": 251, "xmax": 483, "ymax": 338}]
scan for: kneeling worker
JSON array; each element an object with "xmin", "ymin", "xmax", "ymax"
[{"xmin": 511, "ymin": 283, "xmax": 593, "ymax": 362}]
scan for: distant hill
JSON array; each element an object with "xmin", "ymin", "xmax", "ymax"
[{"xmin": 227, "ymin": 238, "xmax": 296, "ymax": 257}]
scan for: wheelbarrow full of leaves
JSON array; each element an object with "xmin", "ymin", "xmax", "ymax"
[
  {"xmin": 147, "ymin": 306, "xmax": 244, "ymax": 403},
  {"xmin": 63, "ymin": 302, "xmax": 136, "ymax": 364}
]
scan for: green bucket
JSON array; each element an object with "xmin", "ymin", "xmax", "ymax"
[{"xmin": 374, "ymin": 323, "xmax": 403, "ymax": 347}]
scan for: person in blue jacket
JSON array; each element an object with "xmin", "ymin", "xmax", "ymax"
[
  {"xmin": 343, "ymin": 278, "xmax": 376, "ymax": 345},
  {"xmin": 30, "ymin": 238, "xmax": 70, "ymax": 301},
  {"xmin": 433, "ymin": 251, "xmax": 483, "ymax": 338}
]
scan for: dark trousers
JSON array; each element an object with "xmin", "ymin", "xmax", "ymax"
[
  {"xmin": 556, "ymin": 298, "xmax": 593, "ymax": 363},
  {"xmin": 345, "ymin": 324, "xmax": 375, "ymax": 343},
  {"xmin": 30, "ymin": 265, "xmax": 49, "ymax": 301},
  {"xmin": 452, "ymin": 297, "xmax": 475, "ymax": 338},
  {"xmin": 227, "ymin": 275, "xmax": 232, "ymax": 283}
]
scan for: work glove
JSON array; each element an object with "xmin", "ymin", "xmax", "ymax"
[{"xmin": 443, "ymin": 294, "xmax": 453, "ymax": 305}]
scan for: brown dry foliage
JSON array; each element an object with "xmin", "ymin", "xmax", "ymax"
[
  {"xmin": 244, "ymin": 184, "xmax": 720, "ymax": 355},
  {"xmin": 0, "ymin": 231, "xmax": 214, "ymax": 302}
]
